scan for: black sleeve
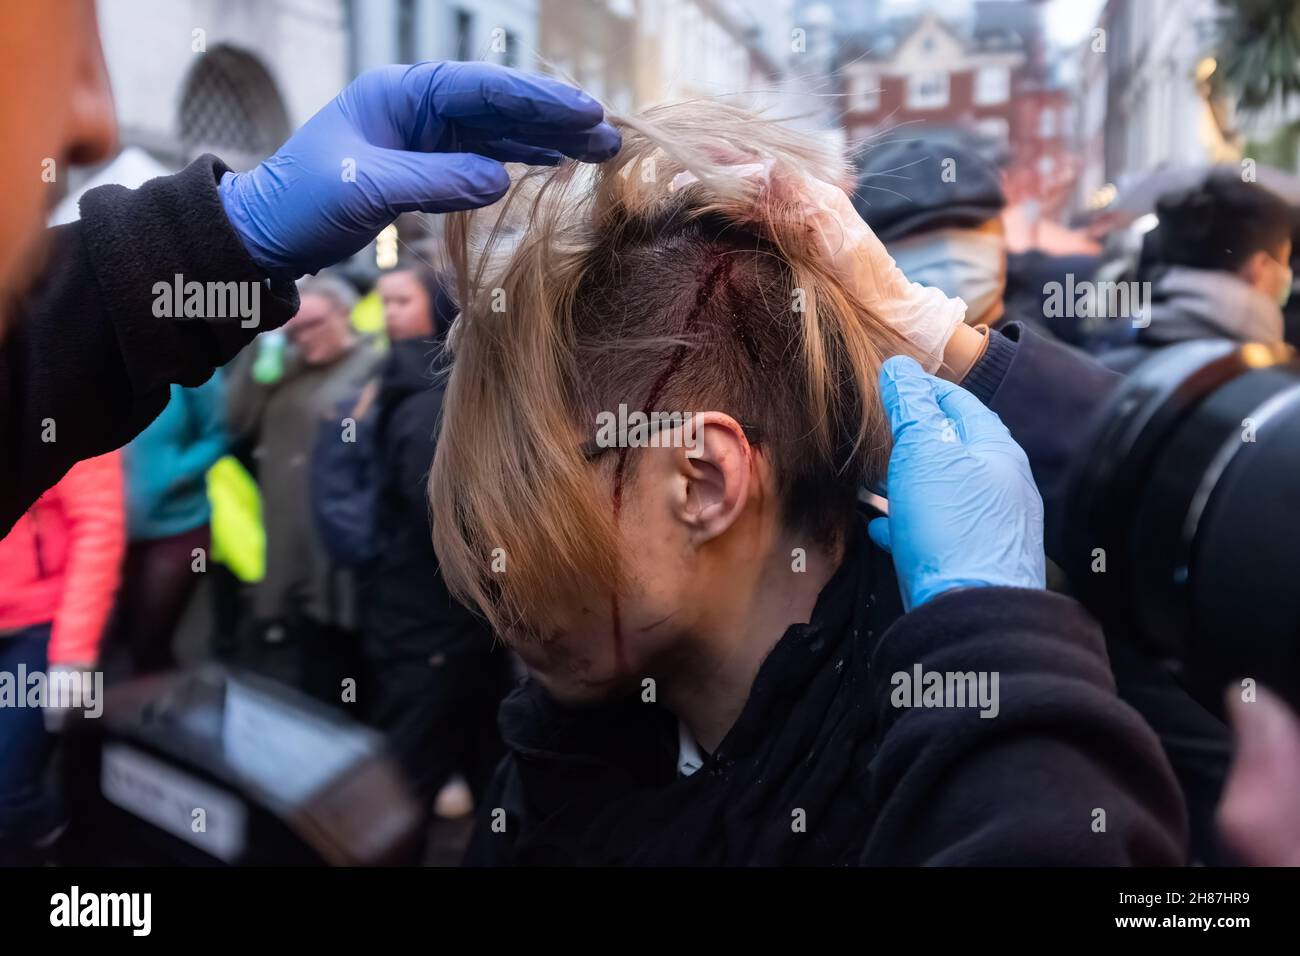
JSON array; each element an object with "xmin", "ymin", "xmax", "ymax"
[
  {"xmin": 367, "ymin": 385, "xmax": 487, "ymax": 659},
  {"xmin": 962, "ymin": 321, "xmax": 1124, "ymax": 560},
  {"xmin": 861, "ymin": 587, "xmax": 1187, "ymax": 866},
  {"xmin": 391, "ymin": 392, "xmax": 442, "ymax": 512},
  {"xmin": 0, "ymin": 155, "xmax": 299, "ymax": 534}
]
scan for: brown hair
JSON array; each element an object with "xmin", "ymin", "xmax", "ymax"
[{"xmin": 429, "ymin": 100, "xmax": 917, "ymax": 637}]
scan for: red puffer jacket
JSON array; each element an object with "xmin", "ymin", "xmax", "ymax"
[{"xmin": 0, "ymin": 453, "xmax": 125, "ymax": 665}]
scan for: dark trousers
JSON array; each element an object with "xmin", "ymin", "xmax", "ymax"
[
  {"xmin": 112, "ymin": 525, "xmax": 210, "ymax": 674},
  {"xmin": 0, "ymin": 624, "xmax": 53, "ymax": 864},
  {"xmin": 368, "ymin": 644, "xmax": 512, "ymax": 807},
  {"xmin": 293, "ymin": 613, "xmax": 364, "ymax": 712}
]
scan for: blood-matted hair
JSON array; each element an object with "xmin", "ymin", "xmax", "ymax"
[{"xmin": 428, "ymin": 100, "xmax": 917, "ymax": 637}]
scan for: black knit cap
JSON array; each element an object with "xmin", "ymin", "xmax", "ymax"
[{"xmin": 852, "ymin": 138, "xmax": 1006, "ymax": 243}]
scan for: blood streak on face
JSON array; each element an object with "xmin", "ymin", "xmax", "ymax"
[
  {"xmin": 606, "ymin": 256, "xmax": 735, "ymax": 678},
  {"xmin": 610, "ymin": 444, "xmax": 632, "ymax": 673}
]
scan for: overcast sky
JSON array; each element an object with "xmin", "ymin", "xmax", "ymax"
[{"xmin": 1042, "ymin": 0, "xmax": 1108, "ymax": 48}]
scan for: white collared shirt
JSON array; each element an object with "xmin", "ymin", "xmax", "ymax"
[{"xmin": 677, "ymin": 720, "xmax": 705, "ymax": 777}]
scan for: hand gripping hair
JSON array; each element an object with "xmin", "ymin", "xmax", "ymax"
[{"xmin": 428, "ymin": 100, "xmax": 928, "ymax": 638}]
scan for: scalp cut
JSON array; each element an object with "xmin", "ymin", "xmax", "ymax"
[{"xmin": 429, "ymin": 100, "xmax": 919, "ymax": 638}]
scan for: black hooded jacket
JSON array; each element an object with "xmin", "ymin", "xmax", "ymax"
[
  {"xmin": 361, "ymin": 337, "xmax": 512, "ymax": 803},
  {"xmin": 362, "ymin": 337, "xmax": 485, "ymax": 663},
  {"xmin": 466, "ymin": 525, "xmax": 1187, "ymax": 866}
]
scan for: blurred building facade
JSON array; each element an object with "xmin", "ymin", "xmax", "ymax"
[
  {"xmin": 349, "ymin": 0, "xmax": 539, "ymax": 74},
  {"xmin": 833, "ymin": 1, "xmax": 1073, "ymax": 219},
  {"xmin": 838, "ymin": 12, "xmax": 1028, "ymax": 154},
  {"xmin": 538, "ymin": 0, "xmax": 638, "ymax": 113},
  {"xmin": 631, "ymin": 0, "xmax": 789, "ymax": 107},
  {"xmin": 1072, "ymin": 23, "xmax": 1110, "ymax": 218},
  {"xmin": 93, "ymin": 0, "xmax": 826, "ymax": 183},
  {"xmin": 97, "ymin": 0, "xmax": 348, "ymax": 173},
  {"xmin": 1069, "ymin": 0, "xmax": 1240, "ymax": 216},
  {"xmin": 537, "ymin": 0, "xmax": 800, "ymax": 115},
  {"xmin": 1100, "ymin": 0, "xmax": 1228, "ymax": 185}
]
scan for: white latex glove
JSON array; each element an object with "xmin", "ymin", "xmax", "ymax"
[
  {"xmin": 793, "ymin": 175, "xmax": 968, "ymax": 373},
  {"xmin": 674, "ymin": 161, "xmax": 967, "ymax": 373}
]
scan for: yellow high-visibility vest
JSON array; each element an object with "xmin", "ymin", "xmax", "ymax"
[{"xmin": 206, "ymin": 455, "xmax": 264, "ymax": 583}]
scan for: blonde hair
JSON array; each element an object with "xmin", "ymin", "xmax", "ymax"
[{"xmin": 429, "ymin": 100, "xmax": 918, "ymax": 637}]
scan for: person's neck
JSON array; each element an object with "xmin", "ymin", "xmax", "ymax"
[{"xmin": 661, "ymin": 530, "xmax": 843, "ymax": 755}]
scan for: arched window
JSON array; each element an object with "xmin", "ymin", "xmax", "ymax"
[{"xmin": 178, "ymin": 46, "xmax": 290, "ymax": 171}]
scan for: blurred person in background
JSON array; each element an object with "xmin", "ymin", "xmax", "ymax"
[
  {"xmin": 227, "ymin": 274, "xmax": 380, "ymax": 706},
  {"xmin": 855, "ymin": 137, "xmax": 1084, "ymax": 343},
  {"xmin": 0, "ymin": 452, "xmax": 124, "ymax": 864},
  {"xmin": 1004, "ymin": 249, "xmax": 1102, "ymax": 349},
  {"xmin": 0, "ymin": 0, "xmax": 621, "ymax": 534},
  {"xmin": 375, "ymin": 264, "xmax": 451, "ymax": 345},
  {"xmin": 109, "ymin": 374, "xmax": 226, "ymax": 674},
  {"xmin": 362, "ymin": 262, "xmax": 511, "ymax": 832},
  {"xmin": 1281, "ymin": 208, "xmax": 1300, "ymax": 349},
  {"xmin": 852, "ymin": 137, "xmax": 1116, "ymax": 556},
  {"xmin": 1091, "ymin": 172, "xmax": 1293, "ymax": 373},
  {"xmin": 848, "ymin": 138, "xmax": 1234, "ymax": 863}
]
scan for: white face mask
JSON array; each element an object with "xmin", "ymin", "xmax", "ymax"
[{"xmin": 890, "ymin": 229, "xmax": 1006, "ymax": 323}]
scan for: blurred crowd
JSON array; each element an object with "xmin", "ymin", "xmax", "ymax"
[
  {"xmin": 0, "ymin": 257, "xmax": 517, "ymax": 862},
  {"xmin": 4, "ymin": 130, "xmax": 1296, "ymax": 865},
  {"xmin": 856, "ymin": 137, "xmax": 1297, "ymax": 361}
]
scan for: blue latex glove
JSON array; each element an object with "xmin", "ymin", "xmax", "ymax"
[
  {"xmin": 218, "ymin": 61, "xmax": 621, "ymax": 276},
  {"xmin": 868, "ymin": 355, "xmax": 1045, "ymax": 611}
]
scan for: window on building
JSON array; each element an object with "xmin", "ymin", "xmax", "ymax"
[
  {"xmin": 580, "ymin": 52, "xmax": 605, "ymax": 99},
  {"xmin": 975, "ymin": 116, "xmax": 1010, "ymax": 151},
  {"xmin": 397, "ymin": 0, "xmax": 417, "ymax": 63},
  {"xmin": 1038, "ymin": 154, "xmax": 1057, "ymax": 178},
  {"xmin": 1039, "ymin": 107, "xmax": 1056, "ymax": 138},
  {"xmin": 850, "ymin": 71, "xmax": 880, "ymax": 112},
  {"xmin": 906, "ymin": 71, "xmax": 949, "ymax": 110},
  {"xmin": 974, "ymin": 66, "xmax": 1009, "ymax": 105},
  {"xmin": 455, "ymin": 8, "xmax": 474, "ymax": 61},
  {"xmin": 179, "ymin": 45, "xmax": 290, "ymax": 172}
]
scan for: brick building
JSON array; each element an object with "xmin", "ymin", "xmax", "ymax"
[{"xmin": 837, "ymin": 3, "xmax": 1076, "ymax": 222}]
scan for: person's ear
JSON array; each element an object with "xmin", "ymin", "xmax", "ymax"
[{"xmin": 670, "ymin": 412, "xmax": 753, "ymax": 545}]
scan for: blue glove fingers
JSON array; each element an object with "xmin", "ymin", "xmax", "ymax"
[
  {"xmin": 453, "ymin": 122, "xmax": 622, "ymax": 162},
  {"xmin": 376, "ymin": 150, "xmax": 511, "ymax": 214},
  {"xmin": 874, "ymin": 354, "xmax": 1046, "ymax": 611},
  {"xmin": 223, "ymin": 61, "xmax": 621, "ymax": 277},
  {"xmin": 416, "ymin": 61, "xmax": 607, "ymax": 133},
  {"xmin": 879, "ymin": 355, "xmax": 953, "ymax": 449},
  {"xmin": 867, "ymin": 515, "xmax": 893, "ymax": 553},
  {"xmin": 545, "ymin": 124, "xmax": 622, "ymax": 161},
  {"xmin": 474, "ymin": 139, "xmax": 566, "ymax": 166},
  {"xmin": 928, "ymin": 375, "xmax": 1015, "ymax": 447}
]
